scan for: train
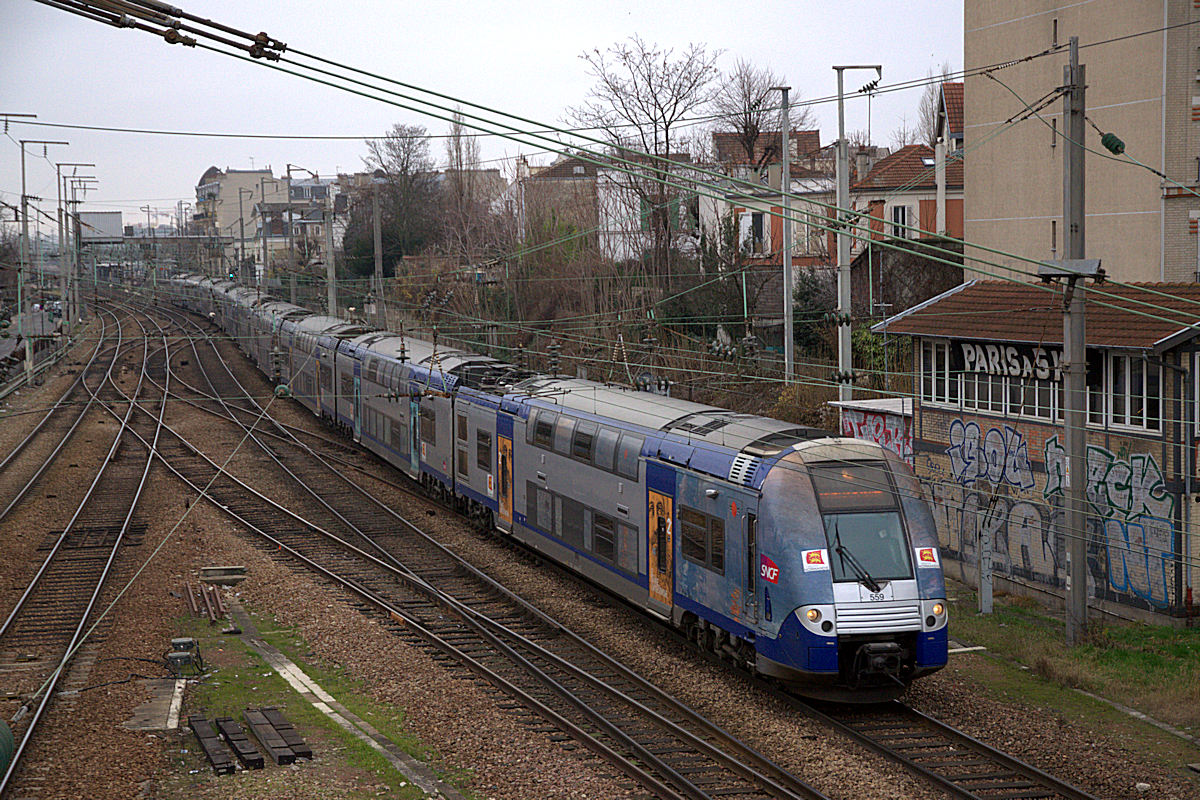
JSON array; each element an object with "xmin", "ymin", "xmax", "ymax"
[{"xmin": 163, "ymin": 274, "xmax": 948, "ymax": 702}]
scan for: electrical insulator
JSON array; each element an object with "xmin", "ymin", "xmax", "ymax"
[{"xmin": 1100, "ymin": 132, "xmax": 1125, "ymax": 155}]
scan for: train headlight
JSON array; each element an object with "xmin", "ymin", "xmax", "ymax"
[
  {"xmin": 932, "ymin": 602, "xmax": 944, "ymax": 617},
  {"xmin": 806, "ymin": 608, "xmax": 821, "ymax": 623}
]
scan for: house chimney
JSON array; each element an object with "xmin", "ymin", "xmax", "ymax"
[{"xmin": 855, "ymin": 149, "xmax": 871, "ymax": 181}]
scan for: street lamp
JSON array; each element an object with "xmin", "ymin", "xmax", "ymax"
[{"xmin": 285, "ymin": 163, "xmax": 318, "ymax": 305}]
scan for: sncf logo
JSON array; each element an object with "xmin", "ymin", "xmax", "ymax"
[{"xmin": 759, "ymin": 554, "xmax": 780, "ymax": 584}]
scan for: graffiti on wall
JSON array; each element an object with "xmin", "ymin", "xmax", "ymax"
[
  {"xmin": 841, "ymin": 409, "xmax": 911, "ymax": 463},
  {"xmin": 930, "ymin": 421, "xmax": 1177, "ymax": 610},
  {"xmin": 1043, "ymin": 436, "xmax": 1174, "ymax": 607},
  {"xmin": 946, "ymin": 419, "xmax": 1035, "ymax": 490}
]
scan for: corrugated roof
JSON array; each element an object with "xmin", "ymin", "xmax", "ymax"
[
  {"xmin": 852, "ymin": 143, "xmax": 963, "ymax": 192},
  {"xmin": 879, "ymin": 280, "xmax": 1200, "ymax": 350}
]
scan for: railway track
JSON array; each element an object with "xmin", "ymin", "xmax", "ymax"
[
  {"xmin": 0, "ymin": 306, "xmax": 173, "ymax": 795},
  {"xmin": 110, "ymin": 296, "xmax": 1101, "ymax": 800},
  {"xmin": 109, "ymin": 300, "xmax": 833, "ymax": 800}
]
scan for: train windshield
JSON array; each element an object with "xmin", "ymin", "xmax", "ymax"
[{"xmin": 810, "ymin": 463, "xmax": 913, "ymax": 583}]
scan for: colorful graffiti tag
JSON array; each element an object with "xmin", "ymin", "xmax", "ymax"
[
  {"xmin": 931, "ymin": 422, "xmax": 1177, "ymax": 610},
  {"xmin": 1043, "ymin": 436, "xmax": 1174, "ymax": 607},
  {"xmin": 946, "ymin": 420, "xmax": 1035, "ymax": 490},
  {"xmin": 841, "ymin": 409, "xmax": 911, "ymax": 463}
]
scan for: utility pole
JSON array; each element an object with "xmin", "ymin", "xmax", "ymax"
[
  {"xmin": 773, "ymin": 85, "xmax": 794, "ymax": 382},
  {"xmin": 832, "ymin": 66, "xmax": 880, "ymax": 402},
  {"xmin": 238, "ymin": 188, "xmax": 250, "ymax": 281},
  {"xmin": 56, "ymin": 162, "xmax": 94, "ymax": 328},
  {"xmin": 372, "ymin": 179, "xmax": 383, "ymax": 327},
  {"xmin": 325, "ymin": 191, "xmax": 337, "ymax": 316},
  {"xmin": 19, "ymin": 139, "xmax": 69, "ymax": 384},
  {"xmin": 259, "ymin": 177, "xmax": 269, "ymax": 290},
  {"xmin": 1038, "ymin": 37, "xmax": 1099, "ymax": 645},
  {"xmin": 286, "ymin": 164, "xmax": 297, "ymax": 304}
]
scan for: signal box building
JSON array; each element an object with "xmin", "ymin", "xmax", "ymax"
[{"xmin": 877, "ymin": 280, "xmax": 1200, "ymax": 622}]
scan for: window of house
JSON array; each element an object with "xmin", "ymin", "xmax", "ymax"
[
  {"xmin": 1109, "ymin": 353, "xmax": 1161, "ymax": 430},
  {"xmin": 890, "ymin": 204, "xmax": 909, "ymax": 238},
  {"xmin": 920, "ymin": 340, "xmax": 956, "ymax": 405}
]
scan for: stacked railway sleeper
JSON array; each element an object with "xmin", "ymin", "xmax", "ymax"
[
  {"xmin": 0, "ymin": 305, "xmax": 177, "ymax": 793},
  {"xmin": 128, "ymin": 296, "xmax": 1102, "ymax": 800}
]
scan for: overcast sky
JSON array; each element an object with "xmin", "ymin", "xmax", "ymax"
[{"xmin": 1, "ymin": 1, "xmax": 963, "ymax": 229}]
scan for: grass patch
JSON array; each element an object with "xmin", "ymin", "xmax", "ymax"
[
  {"xmin": 945, "ymin": 578, "xmax": 1200, "ymax": 733},
  {"xmin": 174, "ymin": 611, "xmax": 475, "ymax": 799}
]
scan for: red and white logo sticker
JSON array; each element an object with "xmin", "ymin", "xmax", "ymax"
[
  {"xmin": 915, "ymin": 546, "xmax": 940, "ymax": 568},
  {"xmin": 486, "ymin": 473, "xmax": 494, "ymax": 496},
  {"xmin": 802, "ymin": 548, "xmax": 830, "ymax": 572},
  {"xmin": 759, "ymin": 554, "xmax": 780, "ymax": 584}
]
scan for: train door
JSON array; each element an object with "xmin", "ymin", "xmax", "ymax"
[
  {"xmin": 646, "ymin": 461, "xmax": 675, "ymax": 616},
  {"xmin": 408, "ymin": 393, "xmax": 421, "ymax": 474},
  {"xmin": 352, "ymin": 364, "xmax": 362, "ymax": 443},
  {"xmin": 497, "ymin": 412, "xmax": 514, "ymax": 531}
]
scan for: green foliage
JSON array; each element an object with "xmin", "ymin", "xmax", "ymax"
[{"xmin": 791, "ymin": 269, "xmax": 834, "ymax": 357}]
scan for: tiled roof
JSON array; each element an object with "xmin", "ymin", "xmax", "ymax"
[
  {"xmin": 852, "ymin": 144, "xmax": 963, "ymax": 192},
  {"xmin": 530, "ymin": 156, "xmax": 598, "ymax": 180},
  {"xmin": 713, "ymin": 130, "xmax": 822, "ymax": 166},
  {"xmin": 879, "ymin": 280, "xmax": 1200, "ymax": 350},
  {"xmin": 941, "ymin": 82, "xmax": 963, "ymax": 137}
]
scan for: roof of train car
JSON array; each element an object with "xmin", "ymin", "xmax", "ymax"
[
  {"xmin": 259, "ymin": 301, "xmax": 308, "ymax": 318},
  {"xmin": 514, "ymin": 376, "xmax": 820, "ymax": 457},
  {"xmin": 293, "ymin": 314, "xmax": 369, "ymax": 337}
]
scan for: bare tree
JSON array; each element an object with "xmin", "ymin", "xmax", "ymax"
[
  {"xmin": 889, "ymin": 114, "xmax": 921, "ymax": 150},
  {"xmin": 917, "ymin": 62, "xmax": 952, "ymax": 147},
  {"xmin": 711, "ymin": 58, "xmax": 814, "ymax": 171},
  {"xmin": 570, "ymin": 36, "xmax": 722, "ymax": 288},
  {"xmin": 440, "ymin": 109, "xmax": 495, "ymax": 263}
]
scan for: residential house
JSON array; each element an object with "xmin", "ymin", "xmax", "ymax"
[
  {"xmin": 194, "ymin": 167, "xmax": 284, "ymax": 275},
  {"xmin": 964, "ymin": 3, "xmax": 1199, "ymax": 282}
]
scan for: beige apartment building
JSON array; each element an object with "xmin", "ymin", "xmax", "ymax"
[
  {"xmin": 195, "ymin": 167, "xmax": 286, "ymax": 274},
  {"xmin": 965, "ymin": 2, "xmax": 1200, "ymax": 282}
]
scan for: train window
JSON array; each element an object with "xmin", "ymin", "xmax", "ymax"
[
  {"xmin": 457, "ymin": 449, "xmax": 469, "ymax": 477},
  {"xmin": 617, "ymin": 524, "xmax": 639, "ymax": 574},
  {"xmin": 419, "ymin": 405, "xmax": 437, "ymax": 446},
  {"xmin": 680, "ymin": 507, "xmax": 707, "ymax": 564},
  {"xmin": 553, "ymin": 416, "xmax": 576, "ymax": 455},
  {"xmin": 341, "ymin": 374, "xmax": 353, "ymax": 399},
  {"xmin": 594, "ymin": 426, "xmax": 620, "ymax": 472},
  {"xmin": 457, "ymin": 413, "xmax": 468, "ymax": 441},
  {"xmin": 615, "ymin": 434, "xmax": 642, "ymax": 480},
  {"xmin": 745, "ymin": 514, "xmax": 757, "ymax": 592},
  {"xmin": 592, "ymin": 513, "xmax": 616, "ymax": 562},
  {"xmin": 572, "ymin": 421, "xmax": 597, "ymax": 461},
  {"xmin": 560, "ymin": 496, "xmax": 584, "ymax": 548},
  {"xmin": 810, "ymin": 463, "xmax": 896, "ymax": 512},
  {"xmin": 525, "ymin": 483, "xmax": 553, "ymax": 531},
  {"xmin": 533, "ymin": 412, "xmax": 556, "ymax": 449},
  {"xmin": 679, "ymin": 506, "xmax": 725, "ymax": 574},
  {"xmin": 709, "ymin": 518, "xmax": 725, "ymax": 574},
  {"xmin": 476, "ymin": 430, "xmax": 492, "ymax": 471}
]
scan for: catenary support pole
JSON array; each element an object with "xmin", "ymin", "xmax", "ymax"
[
  {"xmin": 1063, "ymin": 37, "xmax": 1089, "ymax": 645},
  {"xmin": 372, "ymin": 182, "xmax": 383, "ymax": 326},
  {"xmin": 326, "ymin": 191, "xmax": 337, "ymax": 316},
  {"xmin": 832, "ymin": 66, "xmax": 879, "ymax": 402},
  {"xmin": 775, "ymin": 86, "xmax": 794, "ymax": 383}
]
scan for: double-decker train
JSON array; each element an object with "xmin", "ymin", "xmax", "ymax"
[{"xmin": 165, "ymin": 274, "xmax": 948, "ymax": 701}]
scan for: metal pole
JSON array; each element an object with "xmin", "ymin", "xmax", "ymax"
[
  {"xmin": 56, "ymin": 167, "xmax": 65, "ymax": 327},
  {"xmin": 1063, "ymin": 37, "xmax": 1089, "ymax": 645},
  {"xmin": 325, "ymin": 191, "xmax": 337, "ymax": 316},
  {"xmin": 238, "ymin": 188, "xmax": 247, "ymax": 281},
  {"xmin": 286, "ymin": 165, "xmax": 297, "ymax": 304},
  {"xmin": 373, "ymin": 182, "xmax": 383, "ymax": 326},
  {"xmin": 260, "ymin": 177, "xmax": 268, "ymax": 290},
  {"xmin": 831, "ymin": 66, "xmax": 880, "ymax": 402},
  {"xmin": 19, "ymin": 143, "xmax": 32, "ymax": 383},
  {"xmin": 775, "ymin": 86, "xmax": 794, "ymax": 383}
]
